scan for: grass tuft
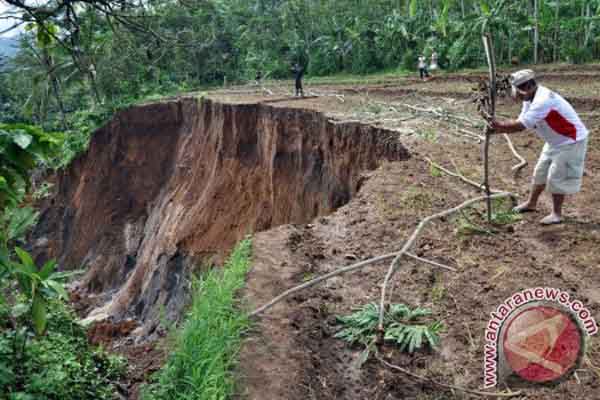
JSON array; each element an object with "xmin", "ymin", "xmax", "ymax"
[{"xmin": 142, "ymin": 237, "xmax": 252, "ymax": 400}]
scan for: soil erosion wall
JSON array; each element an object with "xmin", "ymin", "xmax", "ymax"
[{"xmin": 32, "ymin": 97, "xmax": 408, "ymax": 334}]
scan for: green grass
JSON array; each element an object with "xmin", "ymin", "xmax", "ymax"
[
  {"xmin": 304, "ymin": 67, "xmax": 412, "ymax": 85},
  {"xmin": 141, "ymin": 238, "xmax": 253, "ymax": 400}
]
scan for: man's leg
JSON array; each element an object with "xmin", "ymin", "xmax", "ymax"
[
  {"xmin": 514, "ymin": 183, "xmax": 545, "ymax": 212},
  {"xmin": 539, "ymin": 193, "xmax": 564, "ymax": 225},
  {"xmin": 517, "ymin": 145, "xmax": 552, "ymax": 213},
  {"xmin": 552, "ymin": 194, "xmax": 565, "ymax": 217},
  {"xmin": 540, "ymin": 157, "xmax": 569, "ymax": 225}
]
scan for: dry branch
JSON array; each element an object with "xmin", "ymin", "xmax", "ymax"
[
  {"xmin": 376, "ymin": 354, "xmax": 522, "ymax": 398},
  {"xmin": 424, "ymin": 157, "xmax": 502, "ymax": 194},
  {"xmin": 377, "ymin": 192, "xmax": 515, "ymax": 331},
  {"xmin": 503, "ymin": 134, "xmax": 527, "ymax": 177},
  {"xmin": 249, "ymin": 252, "xmax": 455, "ymax": 317}
]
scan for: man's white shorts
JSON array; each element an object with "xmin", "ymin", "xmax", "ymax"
[{"xmin": 533, "ymin": 138, "xmax": 588, "ymax": 194}]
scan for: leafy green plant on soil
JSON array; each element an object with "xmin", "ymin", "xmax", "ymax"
[
  {"xmin": 335, "ymin": 303, "xmax": 443, "ymax": 366},
  {"xmin": 429, "ymin": 164, "xmax": 442, "ymax": 177},
  {"xmin": 455, "ymin": 198, "xmax": 521, "ymax": 236}
]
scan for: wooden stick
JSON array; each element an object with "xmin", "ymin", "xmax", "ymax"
[{"xmin": 482, "ymin": 34, "xmax": 497, "ymax": 224}]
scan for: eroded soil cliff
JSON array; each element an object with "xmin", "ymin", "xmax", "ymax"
[{"xmin": 33, "ymin": 97, "xmax": 408, "ymax": 336}]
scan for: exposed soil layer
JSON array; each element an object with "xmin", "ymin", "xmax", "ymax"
[{"xmin": 32, "ymin": 97, "xmax": 407, "ymax": 337}]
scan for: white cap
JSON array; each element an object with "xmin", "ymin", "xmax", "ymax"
[{"xmin": 510, "ymin": 69, "xmax": 535, "ymax": 87}]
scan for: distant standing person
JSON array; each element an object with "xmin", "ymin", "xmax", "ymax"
[
  {"xmin": 489, "ymin": 69, "xmax": 589, "ymax": 225},
  {"xmin": 291, "ymin": 63, "xmax": 305, "ymax": 97},
  {"xmin": 430, "ymin": 51, "xmax": 439, "ymax": 71},
  {"xmin": 418, "ymin": 55, "xmax": 429, "ymax": 80},
  {"xmin": 255, "ymin": 70, "xmax": 262, "ymax": 85}
]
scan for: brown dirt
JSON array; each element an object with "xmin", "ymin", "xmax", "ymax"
[
  {"xmin": 32, "ymin": 64, "xmax": 600, "ymax": 398},
  {"xmin": 236, "ymin": 66, "xmax": 600, "ymax": 399},
  {"xmin": 33, "ymin": 98, "xmax": 406, "ymax": 337}
]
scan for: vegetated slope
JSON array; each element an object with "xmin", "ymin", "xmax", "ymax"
[{"xmin": 32, "ymin": 96, "xmax": 408, "ymax": 335}]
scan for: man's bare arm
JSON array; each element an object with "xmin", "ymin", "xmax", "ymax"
[{"xmin": 490, "ymin": 119, "xmax": 527, "ymax": 134}]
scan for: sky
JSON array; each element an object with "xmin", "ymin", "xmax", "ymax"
[{"xmin": 0, "ymin": 2, "xmax": 23, "ymax": 37}]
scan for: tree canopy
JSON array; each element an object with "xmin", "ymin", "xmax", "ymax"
[{"xmin": 1, "ymin": 0, "xmax": 599, "ymax": 134}]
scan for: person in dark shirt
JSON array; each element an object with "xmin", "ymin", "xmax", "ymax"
[
  {"xmin": 291, "ymin": 63, "xmax": 305, "ymax": 97},
  {"xmin": 255, "ymin": 70, "xmax": 262, "ymax": 85}
]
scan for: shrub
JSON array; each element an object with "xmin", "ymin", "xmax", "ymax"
[{"xmin": 0, "ymin": 299, "xmax": 126, "ymax": 400}]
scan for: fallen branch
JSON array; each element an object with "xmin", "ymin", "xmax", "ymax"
[
  {"xmin": 376, "ymin": 353, "xmax": 522, "ymax": 398},
  {"xmin": 250, "ymin": 252, "xmax": 455, "ymax": 317},
  {"xmin": 424, "ymin": 157, "xmax": 502, "ymax": 194},
  {"xmin": 377, "ymin": 192, "xmax": 515, "ymax": 331},
  {"xmin": 503, "ymin": 134, "xmax": 527, "ymax": 177},
  {"xmin": 457, "ymin": 127, "xmax": 485, "ymax": 141}
]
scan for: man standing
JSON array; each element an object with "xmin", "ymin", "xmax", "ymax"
[
  {"xmin": 255, "ymin": 70, "xmax": 262, "ymax": 85},
  {"xmin": 418, "ymin": 54, "xmax": 429, "ymax": 80},
  {"xmin": 430, "ymin": 51, "xmax": 439, "ymax": 71},
  {"xmin": 490, "ymin": 69, "xmax": 589, "ymax": 225},
  {"xmin": 291, "ymin": 63, "xmax": 305, "ymax": 97}
]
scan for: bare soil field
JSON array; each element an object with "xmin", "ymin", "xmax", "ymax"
[{"xmin": 216, "ymin": 66, "xmax": 600, "ymax": 400}]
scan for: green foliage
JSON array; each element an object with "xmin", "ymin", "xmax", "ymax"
[
  {"xmin": 454, "ymin": 198, "xmax": 521, "ymax": 236},
  {"xmin": 385, "ymin": 321, "xmax": 443, "ymax": 353},
  {"xmin": 430, "ymin": 164, "xmax": 442, "ymax": 178},
  {"xmin": 141, "ymin": 238, "xmax": 253, "ymax": 400},
  {"xmin": 1, "ymin": 0, "xmax": 600, "ymax": 160},
  {"xmin": 0, "ymin": 124, "xmax": 62, "ymax": 208},
  {"xmin": 0, "ymin": 206, "xmax": 39, "ymax": 248},
  {"xmin": 335, "ymin": 303, "xmax": 443, "ymax": 355},
  {"xmin": 0, "ymin": 299, "xmax": 126, "ymax": 400},
  {"xmin": 402, "ymin": 49, "xmax": 416, "ymax": 71},
  {"xmin": 7, "ymin": 247, "xmax": 81, "ymax": 336},
  {"xmin": 455, "ymin": 212, "xmax": 495, "ymax": 236}
]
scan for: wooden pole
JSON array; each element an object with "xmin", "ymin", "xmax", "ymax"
[
  {"xmin": 534, "ymin": 0, "xmax": 539, "ymax": 64},
  {"xmin": 482, "ymin": 34, "xmax": 497, "ymax": 224}
]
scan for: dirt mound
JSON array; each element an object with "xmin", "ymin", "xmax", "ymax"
[{"xmin": 32, "ymin": 97, "xmax": 408, "ymax": 335}]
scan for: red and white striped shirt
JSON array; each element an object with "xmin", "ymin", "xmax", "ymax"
[{"xmin": 518, "ymin": 86, "xmax": 589, "ymax": 147}]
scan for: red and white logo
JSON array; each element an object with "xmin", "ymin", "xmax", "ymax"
[{"xmin": 502, "ymin": 304, "xmax": 584, "ymax": 383}]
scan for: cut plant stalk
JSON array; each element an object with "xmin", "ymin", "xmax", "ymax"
[{"xmin": 482, "ymin": 33, "xmax": 497, "ymax": 224}]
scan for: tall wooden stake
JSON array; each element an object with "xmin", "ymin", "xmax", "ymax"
[{"xmin": 482, "ymin": 34, "xmax": 496, "ymax": 224}]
